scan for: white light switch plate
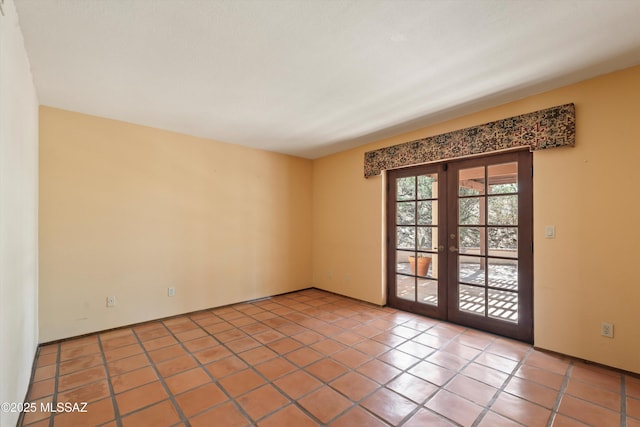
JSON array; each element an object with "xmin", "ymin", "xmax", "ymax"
[{"xmin": 545, "ymin": 226, "xmax": 555, "ymax": 239}]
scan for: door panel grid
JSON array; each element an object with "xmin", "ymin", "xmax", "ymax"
[
  {"xmin": 387, "ymin": 151, "xmax": 532, "ymax": 342},
  {"xmin": 455, "ymin": 162, "xmax": 519, "ymax": 321},
  {"xmin": 394, "ymin": 173, "xmax": 440, "ymax": 306}
]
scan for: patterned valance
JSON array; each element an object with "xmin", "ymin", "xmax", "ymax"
[{"xmin": 364, "ymin": 103, "xmax": 575, "ymax": 178}]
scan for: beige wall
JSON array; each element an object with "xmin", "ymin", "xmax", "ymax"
[
  {"xmin": 39, "ymin": 107, "xmax": 312, "ymax": 342},
  {"xmin": 312, "ymin": 65, "xmax": 640, "ymax": 374},
  {"xmin": 0, "ymin": 1, "xmax": 40, "ymax": 425}
]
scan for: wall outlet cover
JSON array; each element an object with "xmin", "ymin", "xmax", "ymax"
[{"xmin": 601, "ymin": 322, "xmax": 614, "ymax": 338}]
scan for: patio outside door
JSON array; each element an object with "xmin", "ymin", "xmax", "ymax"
[{"xmin": 387, "ymin": 150, "xmax": 533, "ymax": 342}]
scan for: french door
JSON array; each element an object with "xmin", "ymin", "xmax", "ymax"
[{"xmin": 386, "ymin": 150, "xmax": 533, "ymax": 342}]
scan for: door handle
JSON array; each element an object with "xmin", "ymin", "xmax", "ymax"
[
  {"xmin": 449, "ymin": 246, "xmax": 459, "ymax": 252},
  {"xmin": 437, "ymin": 245, "xmax": 445, "ymax": 253}
]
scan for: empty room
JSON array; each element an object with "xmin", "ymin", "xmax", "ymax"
[{"xmin": 2, "ymin": 1, "xmax": 640, "ymax": 426}]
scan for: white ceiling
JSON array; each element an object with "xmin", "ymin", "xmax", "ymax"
[{"xmin": 14, "ymin": 0, "xmax": 640, "ymax": 159}]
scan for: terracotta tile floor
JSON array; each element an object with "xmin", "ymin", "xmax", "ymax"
[{"xmin": 20, "ymin": 289, "xmax": 639, "ymax": 427}]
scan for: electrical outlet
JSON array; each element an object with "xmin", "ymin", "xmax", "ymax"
[
  {"xmin": 168, "ymin": 287, "xmax": 175, "ymax": 297},
  {"xmin": 106, "ymin": 296, "xmax": 116, "ymax": 307},
  {"xmin": 601, "ymin": 322, "xmax": 614, "ymax": 338}
]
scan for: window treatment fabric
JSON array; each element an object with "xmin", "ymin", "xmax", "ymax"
[{"xmin": 364, "ymin": 103, "xmax": 575, "ymax": 178}]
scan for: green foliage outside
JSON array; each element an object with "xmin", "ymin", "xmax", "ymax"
[{"xmin": 396, "ymin": 176, "xmax": 518, "ymax": 253}]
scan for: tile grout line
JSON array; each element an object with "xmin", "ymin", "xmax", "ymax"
[
  {"xmin": 546, "ymin": 359, "xmax": 573, "ymax": 427},
  {"xmin": 327, "ymin": 311, "xmax": 518, "ymax": 426},
  {"xmin": 203, "ymin": 302, "xmax": 313, "ymax": 422},
  {"xmin": 304, "ymin": 302, "xmax": 433, "ymax": 425},
  {"xmin": 128, "ymin": 327, "xmax": 191, "ymax": 426},
  {"xmin": 159, "ymin": 314, "xmax": 267, "ymax": 425},
  {"xmin": 241, "ymin": 297, "xmax": 390, "ymax": 425},
  {"xmin": 249, "ymin": 295, "xmax": 377, "ymax": 424},
  {"xmin": 555, "ymin": 363, "xmax": 631, "ymax": 423},
  {"xmin": 232, "ymin": 296, "xmax": 426, "ymax": 425},
  {"xmin": 146, "ymin": 298, "xmax": 338, "ymax": 425},
  {"xmin": 211, "ymin": 302, "xmax": 330, "ymax": 424},
  {"xmin": 47, "ymin": 344, "xmax": 61, "ymax": 427},
  {"xmin": 253, "ymin": 297, "xmax": 393, "ymax": 424},
  {"xmin": 347, "ymin": 317, "xmax": 512, "ymax": 426},
  {"xmin": 315, "ymin": 306, "xmax": 411, "ymax": 425},
  {"xmin": 255, "ymin": 299, "xmax": 365, "ymax": 425},
  {"xmin": 47, "ymin": 343, "xmax": 61, "ymax": 427},
  {"xmin": 308, "ymin": 312, "xmax": 418, "ymax": 426},
  {"xmin": 394, "ymin": 326, "xmax": 465, "ymax": 427},
  {"xmin": 471, "ymin": 344, "xmax": 536, "ymax": 427},
  {"xmin": 422, "ymin": 329, "xmax": 507, "ymax": 427},
  {"xmin": 96, "ymin": 334, "xmax": 123, "ymax": 427},
  {"xmin": 310, "ymin": 299, "xmax": 438, "ymax": 425}
]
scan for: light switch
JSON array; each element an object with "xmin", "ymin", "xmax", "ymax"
[{"xmin": 545, "ymin": 226, "xmax": 555, "ymax": 239}]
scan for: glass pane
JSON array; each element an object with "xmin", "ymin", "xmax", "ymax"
[
  {"xmin": 459, "ymin": 197, "xmax": 482, "ymax": 225},
  {"xmin": 397, "ymin": 177, "xmax": 416, "ymax": 201},
  {"xmin": 459, "ymin": 227, "xmax": 484, "ymax": 255},
  {"xmin": 417, "ymin": 200, "xmax": 436, "ymax": 225},
  {"xmin": 488, "ymin": 289, "xmax": 518, "ymax": 322},
  {"xmin": 417, "ymin": 227, "xmax": 435, "ymax": 251},
  {"xmin": 488, "ymin": 259, "xmax": 518, "ymax": 291},
  {"xmin": 488, "ymin": 227, "xmax": 518, "ymax": 258},
  {"xmin": 459, "ymin": 284, "xmax": 485, "ymax": 316},
  {"xmin": 408, "ymin": 254, "xmax": 432, "ymax": 277},
  {"xmin": 488, "ymin": 195, "xmax": 518, "ymax": 225},
  {"xmin": 396, "ymin": 250, "xmax": 414, "ymax": 275},
  {"xmin": 417, "ymin": 278, "xmax": 438, "ymax": 306},
  {"xmin": 396, "ymin": 274, "xmax": 415, "ymax": 301},
  {"xmin": 418, "ymin": 174, "xmax": 438, "ymax": 199},
  {"xmin": 397, "ymin": 227, "xmax": 415, "ymax": 250},
  {"xmin": 459, "ymin": 167, "xmax": 485, "ymax": 196},
  {"xmin": 489, "ymin": 162, "xmax": 518, "ymax": 194},
  {"xmin": 397, "ymin": 202, "xmax": 415, "ymax": 225},
  {"xmin": 459, "ymin": 255, "xmax": 485, "ymax": 285}
]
